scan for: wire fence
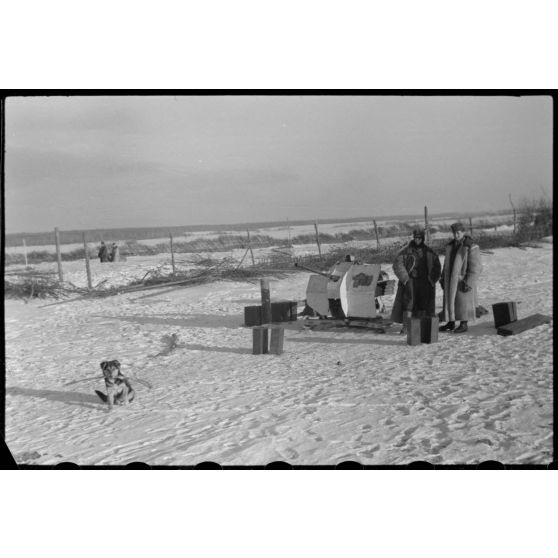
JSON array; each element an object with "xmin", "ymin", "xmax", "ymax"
[{"xmin": 4, "ymin": 207, "xmax": 552, "ymax": 297}]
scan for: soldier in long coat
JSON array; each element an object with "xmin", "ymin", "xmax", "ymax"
[
  {"xmin": 390, "ymin": 229, "xmax": 441, "ymax": 334},
  {"xmin": 109, "ymin": 243, "xmax": 120, "ymax": 262},
  {"xmin": 98, "ymin": 241, "xmax": 109, "ymax": 263},
  {"xmin": 439, "ymin": 222, "xmax": 482, "ymax": 333}
]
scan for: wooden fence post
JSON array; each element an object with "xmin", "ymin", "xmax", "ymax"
[
  {"xmin": 424, "ymin": 206, "xmax": 430, "ymax": 243},
  {"xmin": 287, "ymin": 218, "xmax": 291, "ymax": 246},
  {"xmin": 82, "ymin": 232, "xmax": 92, "ymax": 290},
  {"xmin": 372, "ymin": 218, "xmax": 380, "ymax": 250},
  {"xmin": 54, "ymin": 227, "xmax": 64, "ymax": 283},
  {"xmin": 235, "ymin": 247, "xmax": 250, "ymax": 270},
  {"xmin": 314, "ymin": 222, "xmax": 322, "ymax": 259},
  {"xmin": 468, "ymin": 217, "xmax": 473, "ymax": 236},
  {"xmin": 169, "ymin": 233, "xmax": 176, "ymax": 274},
  {"xmin": 247, "ymin": 230, "xmax": 255, "ymax": 266},
  {"xmin": 260, "ymin": 278, "xmax": 271, "ymax": 324},
  {"xmin": 509, "ymin": 193, "xmax": 517, "ymax": 235},
  {"xmin": 260, "ymin": 278, "xmax": 271, "ymax": 352},
  {"xmin": 23, "ymin": 239, "xmax": 28, "ymax": 267}
]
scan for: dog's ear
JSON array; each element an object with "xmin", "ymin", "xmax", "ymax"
[
  {"xmin": 100, "ymin": 361, "xmax": 108, "ymax": 370},
  {"xmin": 112, "ymin": 360, "xmax": 121, "ymax": 368}
]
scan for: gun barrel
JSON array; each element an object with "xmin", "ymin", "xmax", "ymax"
[{"xmin": 294, "ymin": 262, "xmax": 335, "ymax": 280}]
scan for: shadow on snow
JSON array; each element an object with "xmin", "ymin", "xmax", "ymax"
[
  {"xmin": 6, "ymin": 386, "xmax": 102, "ymax": 410},
  {"xmin": 93, "ymin": 313, "xmax": 244, "ymax": 329}
]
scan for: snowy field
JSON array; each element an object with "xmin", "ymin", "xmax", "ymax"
[{"xmin": 4, "ymin": 236, "xmax": 553, "ymax": 466}]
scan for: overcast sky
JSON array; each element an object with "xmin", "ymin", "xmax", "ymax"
[{"xmin": 4, "ymin": 95, "xmax": 552, "ymax": 234}]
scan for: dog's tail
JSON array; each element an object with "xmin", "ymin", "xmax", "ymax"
[{"xmin": 95, "ymin": 390, "xmax": 108, "ymax": 403}]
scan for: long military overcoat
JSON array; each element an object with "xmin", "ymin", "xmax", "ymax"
[
  {"xmin": 440, "ymin": 236, "xmax": 482, "ymax": 322},
  {"xmin": 390, "ymin": 242, "xmax": 441, "ymax": 323}
]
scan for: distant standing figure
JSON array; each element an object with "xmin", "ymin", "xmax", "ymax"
[
  {"xmin": 439, "ymin": 222, "xmax": 482, "ymax": 334},
  {"xmin": 109, "ymin": 243, "xmax": 120, "ymax": 262},
  {"xmin": 391, "ymin": 228, "xmax": 441, "ymax": 334},
  {"xmin": 98, "ymin": 241, "xmax": 109, "ymax": 263}
]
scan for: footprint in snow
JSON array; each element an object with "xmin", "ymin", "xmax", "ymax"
[
  {"xmin": 361, "ymin": 444, "xmax": 380, "ymax": 458},
  {"xmin": 282, "ymin": 447, "xmax": 299, "ymax": 461}
]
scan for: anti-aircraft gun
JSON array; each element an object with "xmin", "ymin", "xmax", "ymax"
[{"xmin": 295, "ymin": 256, "xmax": 395, "ymax": 330}]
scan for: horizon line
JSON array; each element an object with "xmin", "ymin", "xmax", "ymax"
[{"xmin": 5, "ymin": 208, "xmax": 513, "ymax": 238}]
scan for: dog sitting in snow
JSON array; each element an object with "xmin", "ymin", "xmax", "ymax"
[{"xmin": 95, "ymin": 360, "xmax": 135, "ymax": 410}]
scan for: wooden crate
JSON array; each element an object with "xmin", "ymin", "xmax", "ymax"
[
  {"xmin": 245, "ymin": 305, "xmax": 262, "ymax": 327},
  {"xmin": 492, "ymin": 302, "xmax": 517, "ymax": 328},
  {"xmin": 420, "ymin": 316, "xmax": 439, "ymax": 344},
  {"xmin": 269, "ymin": 326, "xmax": 285, "ymax": 355},
  {"xmin": 407, "ymin": 318, "xmax": 422, "ymax": 346},
  {"xmin": 271, "ymin": 301, "xmax": 297, "ymax": 322},
  {"xmin": 244, "ymin": 301, "xmax": 297, "ymax": 326},
  {"xmin": 252, "ymin": 326, "xmax": 269, "ymax": 354},
  {"xmin": 252, "ymin": 325, "xmax": 285, "ymax": 355}
]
